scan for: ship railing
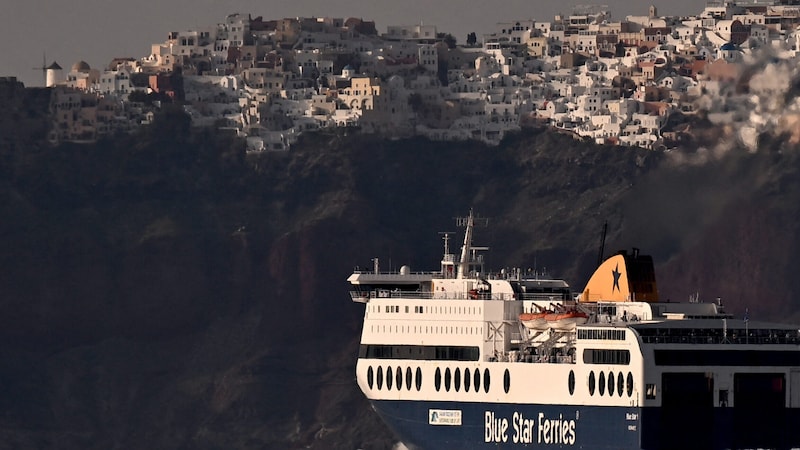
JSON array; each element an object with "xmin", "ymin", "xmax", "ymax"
[
  {"xmin": 640, "ymin": 333, "xmax": 800, "ymax": 345},
  {"xmin": 517, "ymin": 293, "xmax": 571, "ymax": 301},
  {"xmin": 349, "ymin": 290, "xmax": 518, "ymax": 301},
  {"xmin": 350, "ymin": 290, "xmax": 433, "ymax": 300},
  {"xmin": 500, "ymin": 352, "xmax": 576, "ymax": 364},
  {"xmin": 350, "ymin": 270, "xmax": 440, "ymax": 275}
]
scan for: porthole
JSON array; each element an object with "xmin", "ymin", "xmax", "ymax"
[
  {"xmin": 607, "ymin": 371, "xmax": 614, "ymax": 397},
  {"xmin": 435, "ymin": 367, "xmax": 442, "ymax": 392},
  {"xmin": 474, "ymin": 369, "xmax": 481, "ymax": 393},
  {"xmin": 599, "ymin": 371, "xmax": 606, "ymax": 396},
  {"xmin": 589, "ymin": 371, "xmax": 596, "ymax": 395},
  {"xmin": 387, "ymin": 366, "xmax": 393, "ymax": 390},
  {"xmin": 454, "ymin": 368, "xmax": 461, "ymax": 392},
  {"xmin": 416, "ymin": 367, "xmax": 422, "ymax": 391},
  {"xmin": 626, "ymin": 372, "xmax": 634, "ymax": 397},
  {"xmin": 377, "ymin": 366, "xmax": 384, "ymax": 390},
  {"xmin": 396, "ymin": 366, "xmax": 403, "ymax": 391},
  {"xmin": 445, "ymin": 368, "xmax": 452, "ymax": 392},
  {"xmin": 568, "ymin": 370, "xmax": 575, "ymax": 395},
  {"xmin": 503, "ymin": 369, "xmax": 510, "ymax": 394},
  {"xmin": 617, "ymin": 372, "xmax": 624, "ymax": 397},
  {"xmin": 406, "ymin": 367, "xmax": 413, "ymax": 390},
  {"xmin": 464, "ymin": 368, "xmax": 471, "ymax": 392},
  {"xmin": 484, "ymin": 368, "xmax": 491, "ymax": 393},
  {"xmin": 367, "ymin": 366, "xmax": 374, "ymax": 390}
]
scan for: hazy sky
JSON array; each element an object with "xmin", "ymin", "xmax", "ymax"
[{"xmin": 2, "ymin": 0, "xmax": 704, "ymax": 87}]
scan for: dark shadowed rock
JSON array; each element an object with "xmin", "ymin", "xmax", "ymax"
[{"xmin": 2, "ymin": 95, "xmax": 800, "ymax": 448}]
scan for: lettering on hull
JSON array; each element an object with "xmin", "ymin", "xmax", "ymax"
[{"xmin": 485, "ymin": 411, "xmax": 577, "ymax": 445}]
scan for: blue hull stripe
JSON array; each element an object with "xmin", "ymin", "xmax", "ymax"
[
  {"xmin": 371, "ymin": 399, "xmax": 800, "ymax": 449},
  {"xmin": 372, "ymin": 400, "xmax": 640, "ymax": 449}
]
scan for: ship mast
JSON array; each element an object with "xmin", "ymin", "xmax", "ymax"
[
  {"xmin": 439, "ymin": 231, "xmax": 456, "ymax": 278},
  {"xmin": 457, "ymin": 210, "xmax": 475, "ymax": 279}
]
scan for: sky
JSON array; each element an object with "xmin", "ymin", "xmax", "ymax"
[{"xmin": 1, "ymin": 0, "xmax": 705, "ymax": 87}]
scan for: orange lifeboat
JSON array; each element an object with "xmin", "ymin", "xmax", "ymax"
[
  {"xmin": 545, "ymin": 310, "xmax": 588, "ymax": 330},
  {"xmin": 519, "ymin": 312, "xmax": 548, "ymax": 330}
]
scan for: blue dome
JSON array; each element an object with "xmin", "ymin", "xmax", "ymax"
[{"xmin": 720, "ymin": 42, "xmax": 737, "ymax": 51}]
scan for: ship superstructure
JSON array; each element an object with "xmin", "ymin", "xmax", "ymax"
[{"xmin": 349, "ymin": 211, "xmax": 800, "ymax": 449}]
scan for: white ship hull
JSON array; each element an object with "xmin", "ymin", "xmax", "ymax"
[{"xmin": 349, "ymin": 212, "xmax": 800, "ymax": 449}]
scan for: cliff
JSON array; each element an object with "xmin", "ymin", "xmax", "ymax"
[{"xmin": 2, "ymin": 89, "xmax": 800, "ymax": 448}]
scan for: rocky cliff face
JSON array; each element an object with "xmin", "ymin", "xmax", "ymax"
[{"xmin": 2, "ymin": 93, "xmax": 800, "ymax": 448}]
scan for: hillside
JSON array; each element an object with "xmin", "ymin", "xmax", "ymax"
[{"xmin": 2, "ymin": 87, "xmax": 800, "ymax": 448}]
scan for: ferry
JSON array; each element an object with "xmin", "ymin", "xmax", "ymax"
[{"xmin": 349, "ymin": 211, "xmax": 800, "ymax": 449}]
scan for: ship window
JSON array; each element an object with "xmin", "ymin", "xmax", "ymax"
[
  {"xmin": 503, "ymin": 369, "xmax": 510, "ymax": 394},
  {"xmin": 582, "ymin": 349, "xmax": 631, "ymax": 365},
  {"xmin": 646, "ymin": 383, "xmax": 656, "ymax": 399},
  {"xmin": 367, "ymin": 366, "xmax": 374, "ymax": 389},
  {"xmin": 396, "ymin": 366, "xmax": 403, "ymax": 391},
  {"xmin": 474, "ymin": 369, "xmax": 481, "ymax": 393},
  {"xmin": 653, "ymin": 349, "xmax": 800, "ymax": 366},
  {"xmin": 599, "ymin": 372, "xmax": 606, "ymax": 396},
  {"xmin": 568, "ymin": 370, "xmax": 575, "ymax": 395},
  {"xmin": 377, "ymin": 366, "xmax": 384, "ymax": 390},
  {"xmin": 416, "ymin": 367, "xmax": 422, "ymax": 391},
  {"xmin": 618, "ymin": 372, "xmax": 625, "ymax": 397},
  {"xmin": 386, "ymin": 366, "xmax": 393, "ymax": 390},
  {"xmin": 589, "ymin": 371, "xmax": 596, "ymax": 395},
  {"xmin": 435, "ymin": 368, "xmax": 442, "ymax": 391},
  {"xmin": 406, "ymin": 367, "xmax": 412, "ymax": 390},
  {"xmin": 627, "ymin": 372, "xmax": 634, "ymax": 397},
  {"xmin": 484, "ymin": 369, "xmax": 491, "ymax": 393},
  {"xmin": 608, "ymin": 371, "xmax": 615, "ymax": 396},
  {"xmin": 445, "ymin": 368, "xmax": 452, "ymax": 391},
  {"xmin": 464, "ymin": 368, "xmax": 471, "ymax": 392},
  {"xmin": 454, "ymin": 368, "xmax": 461, "ymax": 391}
]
